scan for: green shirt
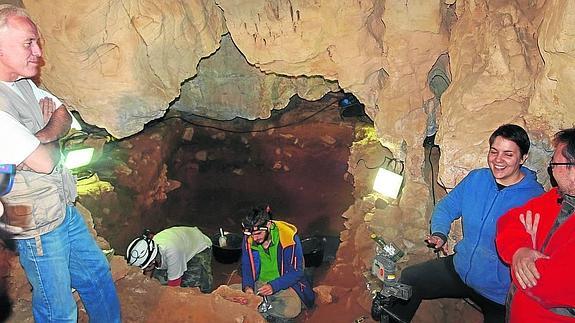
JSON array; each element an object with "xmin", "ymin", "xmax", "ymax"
[{"xmin": 251, "ymin": 225, "xmax": 280, "ymax": 283}]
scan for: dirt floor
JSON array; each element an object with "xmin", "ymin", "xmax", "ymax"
[
  {"xmin": 0, "ymin": 94, "xmax": 460, "ymax": 322},
  {"xmin": 130, "ymin": 94, "xmax": 362, "ymax": 292},
  {"xmin": 0, "ymin": 93, "xmax": 368, "ymax": 322},
  {"xmin": 112, "ymin": 93, "xmax": 371, "ymax": 322}
]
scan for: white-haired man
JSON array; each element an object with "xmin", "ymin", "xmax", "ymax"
[{"xmin": 0, "ymin": 5, "xmax": 120, "ymax": 322}]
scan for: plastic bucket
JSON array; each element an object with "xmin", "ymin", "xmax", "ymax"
[
  {"xmin": 301, "ymin": 236, "xmax": 324, "ymax": 267},
  {"xmin": 211, "ymin": 233, "xmax": 242, "ymax": 264}
]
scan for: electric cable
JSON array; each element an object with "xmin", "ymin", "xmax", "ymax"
[
  {"xmin": 159, "ymin": 98, "xmax": 340, "ymax": 134},
  {"xmin": 429, "ymin": 145, "xmax": 439, "ymax": 205},
  {"xmin": 381, "ymin": 307, "xmax": 409, "ymax": 323},
  {"xmin": 72, "ymin": 97, "xmax": 342, "ymax": 190},
  {"xmin": 356, "ymin": 158, "xmax": 385, "ymax": 170},
  {"xmin": 356, "ymin": 157, "xmax": 404, "ymax": 174}
]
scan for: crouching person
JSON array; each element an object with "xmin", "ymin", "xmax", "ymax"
[
  {"xmin": 240, "ymin": 205, "xmax": 315, "ymax": 321},
  {"xmin": 126, "ymin": 226, "xmax": 213, "ymax": 292}
]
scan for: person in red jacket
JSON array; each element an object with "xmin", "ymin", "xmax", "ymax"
[{"xmin": 496, "ymin": 128, "xmax": 575, "ymax": 322}]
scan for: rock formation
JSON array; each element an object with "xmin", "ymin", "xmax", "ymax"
[{"xmin": 5, "ymin": 0, "xmax": 575, "ymax": 321}]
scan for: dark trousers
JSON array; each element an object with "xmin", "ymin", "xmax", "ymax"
[
  {"xmin": 387, "ymin": 255, "xmax": 505, "ymax": 323},
  {"xmin": 153, "ymin": 247, "xmax": 213, "ymax": 293}
]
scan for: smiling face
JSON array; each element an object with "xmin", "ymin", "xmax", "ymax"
[
  {"xmin": 488, "ymin": 136, "xmax": 527, "ymax": 186},
  {"xmin": 0, "ymin": 14, "xmax": 42, "ymax": 81}
]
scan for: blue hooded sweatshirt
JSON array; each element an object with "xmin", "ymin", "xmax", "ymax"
[
  {"xmin": 241, "ymin": 220, "xmax": 315, "ymax": 309},
  {"xmin": 431, "ymin": 166, "xmax": 543, "ymax": 304}
]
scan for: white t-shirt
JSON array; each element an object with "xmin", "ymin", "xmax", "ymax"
[
  {"xmin": 0, "ymin": 79, "xmax": 63, "ymax": 165},
  {"xmin": 1, "ymin": 79, "xmax": 81, "ymax": 130},
  {"xmin": 153, "ymin": 226, "xmax": 212, "ymax": 281},
  {"xmin": 0, "ymin": 111, "xmax": 40, "ymax": 165},
  {"xmin": 1, "ymin": 79, "xmax": 63, "ymax": 106}
]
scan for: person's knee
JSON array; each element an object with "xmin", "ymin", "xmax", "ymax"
[
  {"xmin": 399, "ymin": 265, "xmax": 419, "ymax": 285},
  {"xmin": 281, "ymin": 305, "xmax": 301, "ymax": 319},
  {"xmin": 268, "ymin": 288, "xmax": 302, "ymax": 319},
  {"xmin": 269, "ymin": 300, "xmax": 301, "ymax": 319}
]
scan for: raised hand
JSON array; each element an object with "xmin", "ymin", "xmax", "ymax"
[
  {"xmin": 39, "ymin": 97, "xmax": 57, "ymax": 125},
  {"xmin": 519, "ymin": 210, "xmax": 540, "ymax": 249}
]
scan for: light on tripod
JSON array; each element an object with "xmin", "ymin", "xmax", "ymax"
[
  {"xmin": 63, "ymin": 147, "xmax": 94, "ymax": 170},
  {"xmin": 372, "ymin": 157, "xmax": 404, "ymax": 200},
  {"xmin": 373, "ymin": 168, "xmax": 403, "ymax": 199}
]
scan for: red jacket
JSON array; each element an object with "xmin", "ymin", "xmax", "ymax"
[{"xmin": 496, "ymin": 188, "xmax": 575, "ymax": 322}]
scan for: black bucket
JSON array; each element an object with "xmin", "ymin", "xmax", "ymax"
[
  {"xmin": 301, "ymin": 236, "xmax": 324, "ymax": 267},
  {"xmin": 211, "ymin": 233, "xmax": 243, "ymax": 264}
]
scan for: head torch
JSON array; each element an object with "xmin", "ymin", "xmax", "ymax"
[{"xmin": 242, "ymin": 225, "xmax": 269, "ymax": 236}]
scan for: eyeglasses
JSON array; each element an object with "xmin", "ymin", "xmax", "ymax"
[
  {"xmin": 0, "ymin": 164, "xmax": 16, "ymax": 197},
  {"xmin": 242, "ymin": 226, "xmax": 268, "ymax": 236},
  {"xmin": 548, "ymin": 162, "xmax": 575, "ymax": 169}
]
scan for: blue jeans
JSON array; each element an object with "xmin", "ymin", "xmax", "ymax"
[{"xmin": 16, "ymin": 205, "xmax": 121, "ymax": 322}]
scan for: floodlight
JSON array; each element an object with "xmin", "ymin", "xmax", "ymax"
[
  {"xmin": 63, "ymin": 147, "xmax": 94, "ymax": 170},
  {"xmin": 373, "ymin": 167, "xmax": 404, "ymax": 199}
]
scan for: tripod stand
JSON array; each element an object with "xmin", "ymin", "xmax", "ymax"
[{"xmin": 371, "ymin": 290, "xmax": 409, "ymax": 323}]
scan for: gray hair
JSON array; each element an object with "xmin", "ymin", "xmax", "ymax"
[{"xmin": 0, "ymin": 4, "xmax": 30, "ymax": 32}]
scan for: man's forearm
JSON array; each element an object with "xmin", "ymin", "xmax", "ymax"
[
  {"xmin": 20, "ymin": 141, "xmax": 61, "ymax": 174},
  {"xmin": 35, "ymin": 106, "xmax": 72, "ymax": 143}
]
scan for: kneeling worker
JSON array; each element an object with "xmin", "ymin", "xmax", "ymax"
[
  {"xmin": 240, "ymin": 205, "xmax": 315, "ymax": 321},
  {"xmin": 126, "ymin": 226, "xmax": 213, "ymax": 292}
]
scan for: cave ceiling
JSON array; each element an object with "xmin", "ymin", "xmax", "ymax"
[{"xmin": 22, "ymin": 0, "xmax": 572, "ymax": 187}]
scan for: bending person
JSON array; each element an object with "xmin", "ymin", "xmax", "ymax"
[{"xmin": 126, "ymin": 226, "xmax": 213, "ymax": 292}]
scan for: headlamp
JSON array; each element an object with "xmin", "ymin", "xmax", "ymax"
[{"xmin": 242, "ymin": 226, "xmax": 269, "ymax": 236}]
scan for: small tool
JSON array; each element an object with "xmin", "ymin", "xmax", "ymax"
[
  {"xmin": 257, "ymin": 295, "xmax": 272, "ymax": 313},
  {"xmin": 218, "ymin": 228, "xmax": 227, "ymax": 247}
]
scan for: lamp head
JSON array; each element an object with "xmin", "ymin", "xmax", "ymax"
[
  {"xmin": 63, "ymin": 147, "xmax": 94, "ymax": 170},
  {"xmin": 373, "ymin": 167, "xmax": 404, "ymax": 199}
]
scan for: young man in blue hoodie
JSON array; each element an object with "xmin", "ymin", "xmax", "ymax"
[
  {"xmin": 388, "ymin": 124, "xmax": 544, "ymax": 323},
  {"xmin": 240, "ymin": 205, "xmax": 314, "ymax": 321}
]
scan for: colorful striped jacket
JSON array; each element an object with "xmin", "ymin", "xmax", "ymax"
[{"xmin": 241, "ymin": 220, "xmax": 315, "ymax": 308}]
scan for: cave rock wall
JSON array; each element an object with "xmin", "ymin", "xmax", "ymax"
[
  {"xmin": 23, "ymin": 0, "xmax": 227, "ymax": 138},
  {"xmin": 21, "ymin": 0, "xmax": 574, "ymax": 180},
  {"xmin": 173, "ymin": 34, "xmax": 339, "ymax": 120}
]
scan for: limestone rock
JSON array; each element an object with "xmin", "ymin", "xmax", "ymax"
[
  {"xmin": 23, "ymin": 0, "xmax": 227, "ymax": 138},
  {"xmin": 195, "ymin": 150, "xmax": 208, "ymax": 161},
  {"xmin": 182, "ymin": 127, "xmax": 194, "ymax": 141},
  {"xmin": 527, "ymin": 0, "xmax": 575, "ymax": 138},
  {"xmin": 320, "ymin": 135, "xmax": 336, "ymax": 145},
  {"xmin": 438, "ymin": 0, "xmax": 543, "ymax": 187},
  {"xmin": 174, "ymin": 34, "xmax": 338, "ymax": 120},
  {"xmin": 313, "ymin": 285, "xmax": 335, "ymax": 305}
]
